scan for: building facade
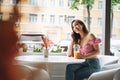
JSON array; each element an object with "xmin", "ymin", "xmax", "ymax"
[{"xmin": 0, "ymin": 0, "xmax": 120, "ymax": 43}]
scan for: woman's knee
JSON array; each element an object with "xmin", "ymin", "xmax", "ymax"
[
  {"xmin": 66, "ymin": 64, "xmax": 71, "ymax": 71},
  {"xmin": 66, "ymin": 64, "xmax": 75, "ymax": 72}
]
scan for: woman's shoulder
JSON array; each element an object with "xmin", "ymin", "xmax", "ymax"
[
  {"xmin": 88, "ymin": 33, "xmax": 96, "ymax": 41},
  {"xmin": 88, "ymin": 33, "xmax": 101, "ymax": 45}
]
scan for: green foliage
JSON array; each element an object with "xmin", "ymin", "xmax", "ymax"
[
  {"xmin": 50, "ymin": 45, "xmax": 62, "ymax": 53},
  {"xmin": 33, "ymin": 45, "xmax": 43, "ymax": 52},
  {"xmin": 70, "ymin": 0, "xmax": 120, "ymax": 11},
  {"xmin": 81, "ymin": 0, "xmax": 94, "ymax": 9},
  {"xmin": 70, "ymin": 0, "xmax": 80, "ymax": 10},
  {"xmin": 70, "ymin": 0, "xmax": 95, "ymax": 10},
  {"xmin": 111, "ymin": 0, "xmax": 120, "ymax": 11}
]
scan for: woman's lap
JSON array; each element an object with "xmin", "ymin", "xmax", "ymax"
[
  {"xmin": 75, "ymin": 67, "xmax": 91, "ymax": 80},
  {"xmin": 65, "ymin": 58, "xmax": 101, "ymax": 80},
  {"xmin": 66, "ymin": 62, "xmax": 89, "ymax": 72}
]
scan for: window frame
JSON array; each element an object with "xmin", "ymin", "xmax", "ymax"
[
  {"xmin": 98, "ymin": 17, "xmax": 102, "ymax": 27},
  {"xmin": 9, "ymin": 0, "xmax": 17, "ymax": 5},
  {"xmin": 59, "ymin": 0, "xmax": 64, "ymax": 7},
  {"xmin": 50, "ymin": 15, "xmax": 55, "ymax": 24},
  {"xmin": 29, "ymin": 14, "xmax": 38, "ymax": 23},
  {"xmin": 98, "ymin": 0, "xmax": 103, "ymax": 9},
  {"xmin": 29, "ymin": 0, "xmax": 38, "ymax": 6}
]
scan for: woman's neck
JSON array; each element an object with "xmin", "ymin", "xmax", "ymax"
[{"xmin": 79, "ymin": 31, "xmax": 88, "ymax": 39}]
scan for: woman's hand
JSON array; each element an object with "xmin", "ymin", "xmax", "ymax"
[{"xmin": 78, "ymin": 53, "xmax": 86, "ymax": 59}]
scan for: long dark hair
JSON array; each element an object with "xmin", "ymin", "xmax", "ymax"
[{"xmin": 71, "ymin": 19, "xmax": 89, "ymax": 43}]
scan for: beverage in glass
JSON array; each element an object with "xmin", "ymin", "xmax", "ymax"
[{"xmin": 74, "ymin": 44, "xmax": 80, "ymax": 59}]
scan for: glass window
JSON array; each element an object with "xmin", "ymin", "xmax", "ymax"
[
  {"xmin": 50, "ymin": 15, "xmax": 55, "ymax": 24},
  {"xmin": 68, "ymin": 0, "xmax": 73, "ymax": 7},
  {"xmin": 41, "ymin": 0, "xmax": 47, "ymax": 7},
  {"xmin": 98, "ymin": 18, "xmax": 102, "ymax": 27},
  {"xmin": 67, "ymin": 16, "xmax": 75, "ymax": 24},
  {"xmin": 98, "ymin": 0, "xmax": 103, "ymax": 9},
  {"xmin": 0, "ymin": 13, "xmax": 3, "ymax": 20},
  {"xmin": 113, "ymin": 18, "xmax": 118, "ymax": 27},
  {"xmin": 9, "ymin": 0, "xmax": 16, "ymax": 5},
  {"xmin": 41, "ymin": 14, "xmax": 46, "ymax": 23},
  {"xmin": 8, "ymin": 0, "xmax": 119, "ymax": 56},
  {"xmin": 29, "ymin": 0, "xmax": 38, "ymax": 6},
  {"xmin": 59, "ymin": 0, "xmax": 64, "ymax": 7},
  {"xmin": 50, "ymin": 0, "xmax": 56, "ymax": 7},
  {"xmin": 29, "ymin": 14, "xmax": 37, "ymax": 23},
  {"xmin": 59, "ymin": 15, "xmax": 64, "ymax": 24}
]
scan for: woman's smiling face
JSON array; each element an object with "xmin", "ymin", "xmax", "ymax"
[{"xmin": 72, "ymin": 21, "xmax": 82, "ymax": 33}]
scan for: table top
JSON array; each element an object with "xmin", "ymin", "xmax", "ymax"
[
  {"xmin": 16, "ymin": 55, "xmax": 85, "ymax": 63},
  {"xmin": 16, "ymin": 54, "xmax": 119, "ymax": 65}
]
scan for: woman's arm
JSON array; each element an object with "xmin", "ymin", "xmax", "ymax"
[
  {"xmin": 67, "ymin": 39, "xmax": 74, "ymax": 57},
  {"xmin": 84, "ymin": 45, "xmax": 100, "ymax": 58}
]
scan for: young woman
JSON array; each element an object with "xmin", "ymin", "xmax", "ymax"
[{"xmin": 65, "ymin": 19, "xmax": 101, "ymax": 80}]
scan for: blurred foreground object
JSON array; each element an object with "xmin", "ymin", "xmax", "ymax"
[{"xmin": 0, "ymin": 0, "xmax": 23, "ymax": 80}]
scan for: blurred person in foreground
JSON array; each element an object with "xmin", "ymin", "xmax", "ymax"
[
  {"xmin": 0, "ymin": 0, "xmax": 24, "ymax": 80},
  {"xmin": 65, "ymin": 19, "xmax": 101, "ymax": 80}
]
